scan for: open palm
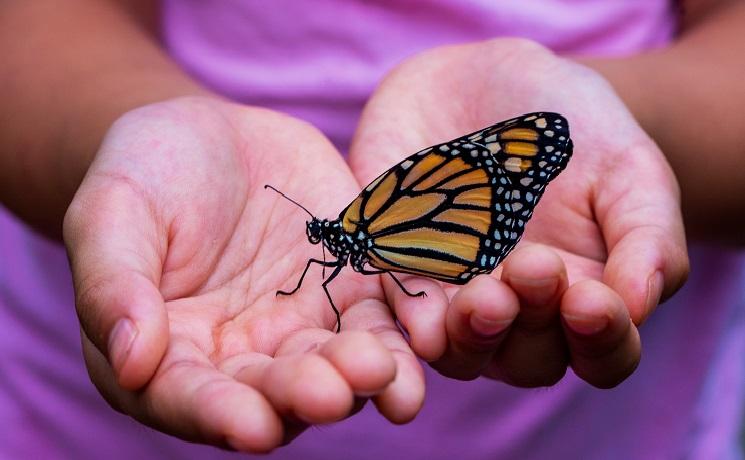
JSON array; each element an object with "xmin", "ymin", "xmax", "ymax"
[
  {"xmin": 349, "ymin": 39, "xmax": 689, "ymax": 387},
  {"xmin": 64, "ymin": 97, "xmax": 423, "ymax": 452}
]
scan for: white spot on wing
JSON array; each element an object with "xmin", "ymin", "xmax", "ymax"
[{"xmin": 504, "ymin": 157, "xmax": 522, "ymax": 172}]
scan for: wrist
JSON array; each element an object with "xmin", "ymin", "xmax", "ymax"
[
  {"xmin": 58, "ymin": 70, "xmax": 214, "ymax": 177},
  {"xmin": 573, "ymin": 54, "xmax": 662, "ymax": 141},
  {"xmin": 0, "ymin": 1, "xmax": 216, "ymax": 238},
  {"xmin": 12, "ymin": 75, "xmax": 214, "ymax": 240}
]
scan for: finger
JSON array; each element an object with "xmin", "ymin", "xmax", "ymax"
[
  {"xmin": 234, "ymin": 328, "xmax": 391, "ymax": 425},
  {"xmin": 218, "ymin": 353, "xmax": 311, "ymax": 446},
  {"xmin": 382, "ymin": 275, "xmax": 449, "ymax": 361},
  {"xmin": 83, "ymin": 337, "xmax": 284, "ymax": 453},
  {"xmin": 236, "ymin": 349, "xmax": 354, "ymax": 424},
  {"xmin": 561, "ymin": 280, "xmax": 641, "ymax": 388},
  {"xmin": 595, "ymin": 144, "xmax": 689, "ymax": 324},
  {"xmin": 64, "ymin": 181, "xmax": 168, "ymax": 390},
  {"xmin": 485, "ymin": 245, "xmax": 569, "ymax": 387},
  {"xmin": 344, "ymin": 298, "xmax": 427, "ymax": 424},
  {"xmin": 318, "ymin": 330, "xmax": 397, "ymax": 396},
  {"xmin": 232, "ymin": 299, "xmax": 425, "ymax": 425},
  {"xmin": 372, "ymin": 348, "xmax": 425, "ymax": 424},
  {"xmin": 430, "ymin": 276, "xmax": 518, "ymax": 380}
]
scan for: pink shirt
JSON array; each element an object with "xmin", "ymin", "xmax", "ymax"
[{"xmin": 2, "ymin": 1, "xmax": 744, "ymax": 458}]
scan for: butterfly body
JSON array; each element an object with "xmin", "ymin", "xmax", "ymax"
[
  {"xmin": 305, "ymin": 217, "xmax": 360, "ymax": 269},
  {"xmin": 270, "ymin": 112, "xmax": 573, "ymax": 331}
]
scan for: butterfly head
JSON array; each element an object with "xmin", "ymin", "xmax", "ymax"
[
  {"xmin": 306, "ymin": 218, "xmax": 324, "ymax": 245},
  {"xmin": 265, "ymin": 184, "xmax": 325, "ymax": 244}
]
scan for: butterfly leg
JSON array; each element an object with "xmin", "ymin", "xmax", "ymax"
[
  {"xmin": 387, "ymin": 273, "xmax": 427, "ymax": 298},
  {"xmin": 321, "ymin": 264, "xmax": 344, "ymax": 333},
  {"xmin": 277, "ymin": 258, "xmax": 339, "ymax": 297},
  {"xmin": 358, "ymin": 268, "xmax": 427, "ymax": 298}
]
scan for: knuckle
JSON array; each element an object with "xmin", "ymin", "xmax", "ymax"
[
  {"xmin": 666, "ymin": 251, "xmax": 690, "ymax": 299},
  {"xmin": 504, "ymin": 364, "xmax": 568, "ymax": 388},
  {"xmin": 585, "ymin": 360, "xmax": 640, "ymax": 389},
  {"xmin": 432, "ymin": 360, "xmax": 483, "ymax": 381},
  {"xmin": 576, "ymin": 351, "xmax": 641, "ymax": 389},
  {"xmin": 75, "ymin": 273, "xmax": 124, "ymax": 347}
]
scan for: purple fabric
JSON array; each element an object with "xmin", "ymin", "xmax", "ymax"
[
  {"xmin": 2, "ymin": 1, "xmax": 744, "ymax": 458},
  {"xmin": 163, "ymin": 0, "xmax": 676, "ymax": 152}
]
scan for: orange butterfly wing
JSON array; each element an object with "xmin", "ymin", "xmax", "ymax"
[{"xmin": 339, "ymin": 112, "xmax": 572, "ymax": 283}]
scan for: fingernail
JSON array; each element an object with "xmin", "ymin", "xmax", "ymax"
[
  {"xmin": 108, "ymin": 318, "xmax": 137, "ymax": 374},
  {"xmin": 563, "ymin": 313, "xmax": 608, "ymax": 335},
  {"xmin": 470, "ymin": 314, "xmax": 512, "ymax": 337},
  {"xmin": 646, "ymin": 271, "xmax": 664, "ymax": 313}
]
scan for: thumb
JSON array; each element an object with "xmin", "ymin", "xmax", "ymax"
[
  {"xmin": 64, "ymin": 181, "xmax": 168, "ymax": 390},
  {"xmin": 595, "ymin": 144, "xmax": 689, "ymax": 324}
]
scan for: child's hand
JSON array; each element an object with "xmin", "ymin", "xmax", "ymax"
[
  {"xmin": 349, "ymin": 39, "xmax": 689, "ymax": 387},
  {"xmin": 63, "ymin": 97, "xmax": 424, "ymax": 452}
]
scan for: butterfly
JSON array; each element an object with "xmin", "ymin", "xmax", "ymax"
[{"xmin": 266, "ymin": 112, "xmax": 573, "ymax": 332}]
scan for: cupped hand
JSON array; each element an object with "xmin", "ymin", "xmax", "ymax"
[
  {"xmin": 63, "ymin": 97, "xmax": 424, "ymax": 452},
  {"xmin": 349, "ymin": 39, "xmax": 689, "ymax": 388}
]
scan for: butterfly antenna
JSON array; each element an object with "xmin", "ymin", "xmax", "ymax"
[{"xmin": 264, "ymin": 184, "xmax": 315, "ymax": 219}]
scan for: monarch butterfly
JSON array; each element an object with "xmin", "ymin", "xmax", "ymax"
[{"xmin": 267, "ymin": 112, "xmax": 573, "ymax": 332}]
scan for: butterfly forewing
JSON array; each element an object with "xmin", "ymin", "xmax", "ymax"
[{"xmin": 340, "ymin": 112, "xmax": 572, "ymax": 284}]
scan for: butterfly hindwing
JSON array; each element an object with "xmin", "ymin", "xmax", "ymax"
[
  {"xmin": 466, "ymin": 112, "xmax": 573, "ymax": 259},
  {"xmin": 339, "ymin": 112, "xmax": 572, "ymax": 284}
]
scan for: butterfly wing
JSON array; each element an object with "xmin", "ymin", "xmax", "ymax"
[{"xmin": 340, "ymin": 112, "xmax": 573, "ymax": 284}]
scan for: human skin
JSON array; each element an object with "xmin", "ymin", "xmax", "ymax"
[
  {"xmin": 65, "ymin": 99, "xmax": 425, "ymax": 450},
  {"xmin": 349, "ymin": 39, "xmax": 687, "ymax": 387},
  {"xmin": 348, "ymin": 0, "xmax": 745, "ymax": 383},
  {"xmin": 585, "ymin": 0, "xmax": 745, "ymax": 244},
  {"xmin": 1, "ymin": 0, "xmax": 743, "ymax": 453}
]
